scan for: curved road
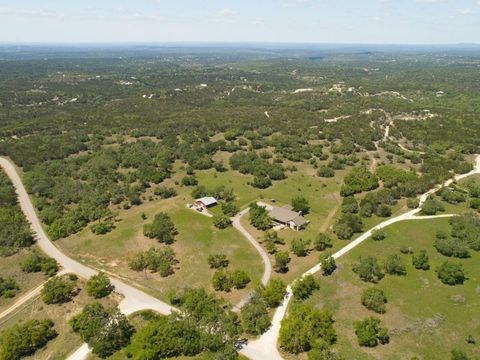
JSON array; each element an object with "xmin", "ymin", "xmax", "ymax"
[
  {"xmin": 2, "ymin": 153, "xmax": 479, "ymax": 360},
  {"xmin": 0, "ymin": 157, "xmax": 174, "ymax": 360},
  {"xmin": 240, "ymin": 154, "xmax": 480, "ymax": 360},
  {"xmin": 231, "ymin": 207, "xmax": 273, "ymax": 311}
]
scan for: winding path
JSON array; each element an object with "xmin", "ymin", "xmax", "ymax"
[
  {"xmin": 0, "ymin": 157, "xmax": 174, "ymax": 360},
  {"xmin": 2, "ymin": 152, "xmax": 479, "ymax": 360},
  {"xmin": 239, "ymin": 154, "xmax": 480, "ymax": 360}
]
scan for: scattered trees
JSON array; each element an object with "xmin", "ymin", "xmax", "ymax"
[
  {"xmin": 354, "ymin": 317, "xmax": 389, "ymax": 347},
  {"xmin": 128, "ymin": 247, "xmax": 177, "ymax": 277},
  {"xmin": 361, "ymin": 288, "xmax": 387, "ymax": 313},
  {"xmin": 143, "ymin": 212, "xmax": 177, "ymax": 244},
  {"xmin": 421, "ymin": 196, "xmax": 445, "ymax": 215},
  {"xmin": 0, "ymin": 319, "xmax": 57, "ymax": 360},
  {"xmin": 262, "ymin": 230, "xmax": 285, "ymax": 254},
  {"xmin": 86, "ymin": 272, "xmax": 114, "ymax": 298}
]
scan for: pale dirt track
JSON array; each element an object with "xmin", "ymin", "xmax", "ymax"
[
  {"xmin": 2, "ymin": 154, "xmax": 479, "ymax": 360},
  {"xmin": 239, "ymin": 154, "xmax": 480, "ymax": 360}
]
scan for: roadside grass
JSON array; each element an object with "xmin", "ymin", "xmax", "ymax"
[
  {"xmin": 0, "ymin": 246, "xmax": 50, "ymax": 313},
  {"xmin": 0, "ymin": 277, "xmax": 120, "ymax": 360},
  {"xmin": 303, "ymin": 218, "xmax": 480, "ymax": 360}
]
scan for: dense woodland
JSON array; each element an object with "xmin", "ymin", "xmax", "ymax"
[{"xmin": 1, "ymin": 46, "xmax": 480, "ymax": 359}]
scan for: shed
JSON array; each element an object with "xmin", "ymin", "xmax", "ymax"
[{"xmin": 195, "ymin": 197, "xmax": 217, "ymax": 209}]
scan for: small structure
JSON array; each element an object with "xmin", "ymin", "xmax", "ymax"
[
  {"xmin": 195, "ymin": 197, "xmax": 217, "ymax": 210},
  {"xmin": 268, "ymin": 205, "xmax": 309, "ymax": 231}
]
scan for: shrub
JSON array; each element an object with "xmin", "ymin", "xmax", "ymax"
[
  {"xmin": 371, "ymin": 229, "xmax": 386, "ymax": 241},
  {"xmin": 291, "ymin": 238, "xmax": 310, "ymax": 257},
  {"xmin": 128, "ymin": 247, "xmax": 177, "ymax": 277},
  {"xmin": 212, "ymin": 214, "xmax": 232, "ymax": 229},
  {"xmin": 412, "ymin": 250, "xmax": 430, "ymax": 270},
  {"xmin": 20, "ymin": 251, "xmax": 58, "ymax": 276},
  {"xmin": 143, "ymin": 212, "xmax": 177, "ymax": 244},
  {"xmin": 181, "ymin": 175, "xmax": 198, "ymax": 186},
  {"xmin": 231, "ymin": 270, "xmax": 251, "ymax": 289},
  {"xmin": 354, "ymin": 317, "xmax": 389, "ymax": 347},
  {"xmin": 154, "ymin": 186, "xmax": 177, "ymax": 199},
  {"xmin": 352, "ymin": 257, "xmax": 384, "ymax": 283},
  {"xmin": 361, "ymin": 288, "xmax": 387, "ymax": 313},
  {"xmin": 274, "ymin": 251, "xmax": 291, "ymax": 273},
  {"xmin": 313, "ymin": 232, "xmax": 333, "ymax": 251},
  {"xmin": 321, "ymin": 255, "xmax": 336, "ymax": 276},
  {"xmin": 436, "ymin": 261, "xmax": 467, "ymax": 285},
  {"xmin": 317, "ymin": 166, "xmax": 334, "ymax": 178},
  {"xmin": 41, "ymin": 276, "xmax": 77, "ymax": 304},
  {"xmin": 434, "ymin": 236, "xmax": 470, "ymax": 258},
  {"xmin": 240, "ymin": 293, "xmax": 271, "ymax": 336},
  {"xmin": 207, "ymin": 254, "xmax": 229, "ymax": 269},
  {"xmin": 292, "ymin": 275, "xmax": 319, "ymax": 300},
  {"xmin": 407, "ymin": 198, "xmax": 420, "ymax": 209},
  {"xmin": 384, "ymin": 254, "xmax": 407, "ymax": 276},
  {"xmin": 0, "ymin": 277, "xmax": 19, "ymax": 298},
  {"xmin": 291, "ymin": 196, "xmax": 310, "ymax": 214},
  {"xmin": 0, "ymin": 320, "xmax": 57, "ymax": 360},
  {"xmin": 249, "ymin": 203, "xmax": 273, "ymax": 230},
  {"xmin": 252, "ymin": 176, "xmax": 272, "ymax": 189},
  {"xmin": 220, "ymin": 201, "xmax": 239, "ymax": 217},
  {"xmin": 86, "ymin": 272, "xmax": 113, "ymax": 298},
  {"xmin": 90, "ymin": 219, "xmax": 114, "ymax": 235},
  {"xmin": 212, "ymin": 270, "xmax": 232, "ymax": 292},
  {"xmin": 421, "ymin": 197, "xmax": 445, "ymax": 215},
  {"xmin": 261, "ymin": 279, "xmax": 286, "ymax": 308}
]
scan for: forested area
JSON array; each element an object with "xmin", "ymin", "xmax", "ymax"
[{"xmin": 1, "ymin": 46, "xmax": 480, "ymax": 359}]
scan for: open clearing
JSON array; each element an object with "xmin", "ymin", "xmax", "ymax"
[{"xmin": 306, "ymin": 218, "xmax": 480, "ymax": 360}]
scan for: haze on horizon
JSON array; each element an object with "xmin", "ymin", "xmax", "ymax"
[{"xmin": 0, "ymin": 0, "xmax": 479, "ymax": 45}]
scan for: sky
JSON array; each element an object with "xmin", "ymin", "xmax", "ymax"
[{"xmin": 0, "ymin": 0, "xmax": 479, "ymax": 44}]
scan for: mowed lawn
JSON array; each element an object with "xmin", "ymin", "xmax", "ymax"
[
  {"xmin": 0, "ymin": 277, "xmax": 120, "ymax": 360},
  {"xmin": 304, "ymin": 218, "xmax": 480, "ymax": 360},
  {"xmin": 57, "ymin": 193, "xmax": 264, "ymax": 306}
]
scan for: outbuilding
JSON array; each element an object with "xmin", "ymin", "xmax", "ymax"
[{"xmin": 195, "ymin": 197, "xmax": 217, "ymax": 209}]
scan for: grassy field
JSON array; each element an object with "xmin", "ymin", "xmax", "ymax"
[
  {"xmin": 57, "ymin": 191, "xmax": 264, "ymax": 305},
  {"xmin": 0, "ymin": 246, "xmax": 51, "ymax": 313},
  {"xmin": 0, "ymin": 276, "xmax": 120, "ymax": 360},
  {"xmin": 302, "ymin": 218, "xmax": 480, "ymax": 360}
]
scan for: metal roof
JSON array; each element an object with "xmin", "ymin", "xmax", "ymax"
[{"xmin": 196, "ymin": 197, "xmax": 217, "ymax": 206}]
